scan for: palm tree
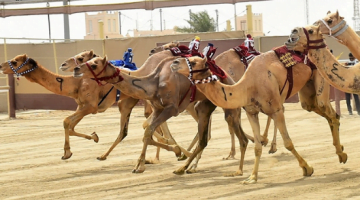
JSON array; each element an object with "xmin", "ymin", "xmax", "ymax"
[{"xmin": 175, "ymin": 11, "xmax": 216, "ymax": 33}]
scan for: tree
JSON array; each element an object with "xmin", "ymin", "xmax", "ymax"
[{"xmin": 175, "ymin": 11, "xmax": 216, "ymax": 33}]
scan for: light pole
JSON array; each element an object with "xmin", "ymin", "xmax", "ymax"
[{"xmin": 47, "ymin": 2, "xmax": 51, "ymax": 42}]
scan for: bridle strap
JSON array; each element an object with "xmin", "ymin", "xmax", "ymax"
[
  {"xmin": 8, "ymin": 57, "xmax": 38, "ymax": 79},
  {"xmin": 86, "ymin": 62, "xmax": 108, "ymax": 86},
  {"xmin": 319, "ymin": 19, "xmax": 348, "ymax": 38},
  {"xmin": 185, "ymin": 57, "xmax": 218, "ymax": 84},
  {"xmin": 302, "ymin": 27, "xmax": 327, "ymax": 59},
  {"xmin": 73, "ymin": 57, "xmax": 78, "ymax": 66}
]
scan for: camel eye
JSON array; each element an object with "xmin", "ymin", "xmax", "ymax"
[
  {"xmin": 11, "ymin": 61, "xmax": 17, "ymax": 65},
  {"xmin": 327, "ymin": 19, "xmax": 333, "ymax": 24},
  {"xmin": 78, "ymin": 57, "xmax": 84, "ymax": 62},
  {"xmin": 190, "ymin": 62, "xmax": 196, "ymax": 67},
  {"xmin": 91, "ymin": 65, "xmax": 97, "ymax": 70},
  {"xmin": 308, "ymin": 29, "xmax": 314, "ymax": 34}
]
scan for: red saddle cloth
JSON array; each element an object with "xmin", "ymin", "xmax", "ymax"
[
  {"xmin": 272, "ymin": 45, "xmax": 316, "ymax": 70},
  {"xmin": 233, "ymin": 45, "xmax": 259, "ymax": 69},
  {"xmin": 169, "ymin": 45, "xmax": 202, "ymax": 57},
  {"xmin": 272, "ymin": 45, "xmax": 316, "ymax": 100}
]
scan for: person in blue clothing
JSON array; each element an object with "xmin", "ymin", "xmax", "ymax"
[{"xmin": 122, "ymin": 48, "xmax": 137, "ymax": 70}]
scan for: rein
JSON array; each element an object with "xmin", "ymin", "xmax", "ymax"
[
  {"xmin": 8, "ymin": 57, "xmax": 38, "ymax": 79},
  {"xmin": 86, "ymin": 62, "xmax": 124, "ymax": 86},
  {"xmin": 302, "ymin": 27, "xmax": 327, "ymax": 63},
  {"xmin": 319, "ymin": 19, "xmax": 348, "ymax": 38}
]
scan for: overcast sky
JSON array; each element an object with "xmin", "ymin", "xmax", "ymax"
[{"xmin": 0, "ymin": 0, "xmax": 354, "ymax": 41}]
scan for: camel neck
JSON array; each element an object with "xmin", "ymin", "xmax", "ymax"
[
  {"xmin": 23, "ymin": 65, "xmax": 79, "ymax": 98},
  {"xmin": 336, "ymin": 28, "xmax": 360, "ymax": 60},
  {"xmin": 308, "ymin": 47, "xmax": 360, "ymax": 93},
  {"xmin": 108, "ymin": 65, "xmax": 163, "ymax": 100},
  {"xmin": 128, "ymin": 51, "xmax": 173, "ymax": 76},
  {"xmin": 195, "ymin": 78, "xmax": 248, "ymax": 109}
]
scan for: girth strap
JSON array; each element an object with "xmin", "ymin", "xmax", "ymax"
[
  {"xmin": 98, "ymin": 86, "xmax": 115, "ymax": 106},
  {"xmin": 280, "ymin": 67, "xmax": 294, "ymax": 100}
]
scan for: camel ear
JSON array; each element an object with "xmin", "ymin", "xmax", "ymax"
[
  {"xmin": 102, "ymin": 55, "xmax": 108, "ymax": 65},
  {"xmin": 21, "ymin": 54, "xmax": 27, "ymax": 60},
  {"xmin": 89, "ymin": 50, "xmax": 94, "ymax": 58},
  {"xmin": 335, "ymin": 10, "xmax": 339, "ymax": 19},
  {"xmin": 327, "ymin": 11, "xmax": 331, "ymax": 15},
  {"xmin": 176, "ymin": 41, "xmax": 180, "ymax": 46}
]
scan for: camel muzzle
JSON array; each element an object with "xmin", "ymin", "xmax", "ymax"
[{"xmin": 170, "ymin": 63, "xmax": 179, "ymax": 72}]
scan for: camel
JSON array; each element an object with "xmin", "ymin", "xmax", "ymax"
[
  {"xmin": 60, "ymin": 43, "xmax": 184, "ymax": 163},
  {"xmin": 0, "ymin": 53, "xmax": 176, "ymax": 162},
  {"xmin": 73, "ymin": 55, "xmax": 250, "ymax": 175},
  {"xmin": 310, "ymin": 11, "xmax": 360, "ymax": 93},
  {"xmin": 169, "ymin": 24, "xmax": 348, "ymax": 183}
]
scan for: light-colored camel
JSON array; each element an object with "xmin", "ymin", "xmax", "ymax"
[
  {"xmin": 311, "ymin": 11, "xmax": 360, "ymax": 93},
  {"xmin": 170, "ymin": 25, "xmax": 348, "ymax": 183},
  {"xmin": 74, "ymin": 55, "xmax": 250, "ymax": 175},
  {"xmin": 0, "ymin": 54, "xmax": 175, "ymax": 162}
]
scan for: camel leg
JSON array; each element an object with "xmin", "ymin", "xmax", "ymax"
[
  {"xmin": 178, "ymin": 102, "xmax": 199, "ymax": 161},
  {"xmin": 133, "ymin": 106, "xmax": 183, "ymax": 173},
  {"xmin": 299, "ymin": 72, "xmax": 347, "ymax": 163},
  {"xmin": 261, "ymin": 116, "xmax": 272, "ymax": 147},
  {"xmin": 241, "ymin": 111, "xmax": 262, "ymax": 184},
  {"xmin": 268, "ymin": 125, "xmax": 278, "ymax": 154},
  {"xmin": 223, "ymin": 108, "xmax": 249, "ymax": 176},
  {"xmin": 173, "ymin": 100, "xmax": 216, "ymax": 175},
  {"xmin": 97, "ymin": 98, "xmax": 139, "ymax": 160},
  {"xmin": 62, "ymin": 105, "xmax": 98, "ymax": 160}
]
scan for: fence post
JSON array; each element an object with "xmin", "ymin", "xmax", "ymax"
[
  {"xmin": 4, "ymin": 38, "xmax": 16, "ymax": 118},
  {"xmin": 52, "ymin": 39, "xmax": 58, "ymax": 74}
]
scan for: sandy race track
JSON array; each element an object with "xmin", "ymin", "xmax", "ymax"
[{"xmin": 0, "ymin": 101, "xmax": 360, "ymax": 200}]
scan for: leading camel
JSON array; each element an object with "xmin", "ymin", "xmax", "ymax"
[{"xmin": 170, "ymin": 25, "xmax": 348, "ymax": 183}]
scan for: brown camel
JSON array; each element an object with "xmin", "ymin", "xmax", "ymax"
[
  {"xmin": 169, "ymin": 25, "xmax": 348, "ymax": 183},
  {"xmin": 60, "ymin": 43, "xmax": 183, "ymax": 163},
  {"xmin": 0, "ymin": 54, "xmax": 175, "ymax": 162},
  {"xmin": 73, "ymin": 55, "xmax": 250, "ymax": 176},
  {"xmin": 62, "ymin": 44, "xmax": 245, "ymax": 162}
]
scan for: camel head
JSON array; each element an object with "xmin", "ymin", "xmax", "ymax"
[
  {"xmin": 313, "ymin": 10, "xmax": 346, "ymax": 36},
  {"xmin": 73, "ymin": 55, "xmax": 116, "ymax": 80},
  {"xmin": 285, "ymin": 25, "xmax": 324, "ymax": 53},
  {"xmin": 60, "ymin": 50, "xmax": 98, "ymax": 72},
  {"xmin": 0, "ymin": 54, "xmax": 38, "ymax": 76},
  {"xmin": 171, "ymin": 56, "xmax": 216, "ymax": 83},
  {"xmin": 149, "ymin": 41, "xmax": 179, "ymax": 56}
]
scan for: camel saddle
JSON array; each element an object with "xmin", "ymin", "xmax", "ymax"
[
  {"xmin": 272, "ymin": 45, "xmax": 317, "ymax": 100},
  {"xmin": 233, "ymin": 45, "xmax": 258, "ymax": 69}
]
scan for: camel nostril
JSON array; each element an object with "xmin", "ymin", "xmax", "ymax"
[
  {"xmin": 150, "ymin": 49, "xmax": 155, "ymax": 53},
  {"xmin": 61, "ymin": 63, "xmax": 67, "ymax": 67}
]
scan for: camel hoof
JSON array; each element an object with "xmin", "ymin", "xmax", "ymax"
[
  {"xmin": 302, "ymin": 165, "xmax": 314, "ymax": 176},
  {"xmin": 177, "ymin": 153, "xmax": 187, "ymax": 161},
  {"xmin": 223, "ymin": 155, "xmax": 236, "ymax": 160},
  {"xmin": 268, "ymin": 144, "xmax": 277, "ymax": 154},
  {"xmin": 338, "ymin": 152, "xmax": 348, "ymax": 164},
  {"xmin": 61, "ymin": 153, "xmax": 72, "ymax": 160},
  {"xmin": 242, "ymin": 176, "xmax": 257, "ymax": 184},
  {"xmin": 132, "ymin": 169, "xmax": 145, "ymax": 173},
  {"xmin": 261, "ymin": 138, "xmax": 269, "ymax": 146},
  {"xmin": 173, "ymin": 168, "xmax": 185, "ymax": 175},
  {"xmin": 172, "ymin": 145, "xmax": 182, "ymax": 158},
  {"xmin": 224, "ymin": 170, "xmax": 243, "ymax": 177},
  {"xmin": 97, "ymin": 156, "xmax": 107, "ymax": 161},
  {"xmin": 92, "ymin": 132, "xmax": 99, "ymax": 143}
]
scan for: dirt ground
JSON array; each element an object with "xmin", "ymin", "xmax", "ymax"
[{"xmin": 0, "ymin": 101, "xmax": 360, "ymax": 200}]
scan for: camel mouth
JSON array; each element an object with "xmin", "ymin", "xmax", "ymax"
[
  {"xmin": 73, "ymin": 71, "xmax": 83, "ymax": 78},
  {"xmin": 285, "ymin": 34, "xmax": 300, "ymax": 50},
  {"xmin": 59, "ymin": 66, "xmax": 69, "ymax": 71}
]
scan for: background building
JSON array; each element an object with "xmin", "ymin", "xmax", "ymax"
[
  {"xmin": 236, "ymin": 13, "xmax": 264, "ymax": 36},
  {"xmin": 84, "ymin": 11, "xmax": 123, "ymax": 39}
]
